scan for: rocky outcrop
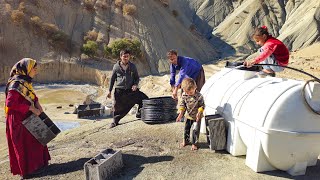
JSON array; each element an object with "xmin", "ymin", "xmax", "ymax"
[
  {"xmin": 0, "ymin": 61, "xmax": 112, "ymax": 86},
  {"xmin": 211, "ymin": 0, "xmax": 320, "ymax": 53},
  {"xmin": 0, "ymin": 0, "xmax": 319, "ymax": 85}
]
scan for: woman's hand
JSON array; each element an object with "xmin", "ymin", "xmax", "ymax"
[
  {"xmin": 35, "ymin": 101, "xmax": 43, "ymax": 113},
  {"xmin": 29, "ymin": 106, "xmax": 41, "ymax": 116}
]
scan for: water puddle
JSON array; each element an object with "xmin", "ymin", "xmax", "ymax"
[{"xmin": 54, "ymin": 121, "xmax": 80, "ymax": 131}]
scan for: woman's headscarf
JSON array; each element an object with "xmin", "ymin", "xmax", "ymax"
[{"xmin": 5, "ymin": 58, "xmax": 37, "ymax": 115}]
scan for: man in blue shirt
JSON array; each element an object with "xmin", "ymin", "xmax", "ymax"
[{"xmin": 167, "ymin": 50, "xmax": 205, "ymax": 99}]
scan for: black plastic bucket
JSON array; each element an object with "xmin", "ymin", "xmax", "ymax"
[{"xmin": 141, "ymin": 96, "xmax": 177, "ymax": 124}]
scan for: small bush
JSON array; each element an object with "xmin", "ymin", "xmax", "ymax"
[
  {"xmin": 84, "ymin": 30, "xmax": 98, "ymax": 42},
  {"xmin": 115, "ymin": 0, "xmax": 123, "ymax": 7},
  {"xmin": 11, "ymin": 10, "xmax": 25, "ymax": 24},
  {"xmin": 159, "ymin": 0, "xmax": 169, "ymax": 7},
  {"xmin": 172, "ymin": 10, "xmax": 178, "ymax": 17},
  {"xmin": 123, "ymin": 4, "xmax": 136, "ymax": 15},
  {"xmin": 48, "ymin": 30, "xmax": 68, "ymax": 49},
  {"xmin": 5, "ymin": 4, "xmax": 12, "ymax": 13},
  {"xmin": 18, "ymin": 2, "xmax": 26, "ymax": 12},
  {"xmin": 30, "ymin": 16, "xmax": 42, "ymax": 27},
  {"xmin": 41, "ymin": 23, "xmax": 59, "ymax": 35},
  {"xmin": 103, "ymin": 44, "xmax": 112, "ymax": 57},
  {"xmin": 189, "ymin": 24, "xmax": 196, "ymax": 31},
  {"xmin": 83, "ymin": 0, "xmax": 95, "ymax": 11},
  {"xmin": 96, "ymin": 1, "xmax": 109, "ymax": 9},
  {"xmin": 106, "ymin": 38, "xmax": 141, "ymax": 58},
  {"xmin": 82, "ymin": 40, "xmax": 98, "ymax": 57}
]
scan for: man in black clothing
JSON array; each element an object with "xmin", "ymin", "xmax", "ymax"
[{"xmin": 107, "ymin": 49, "xmax": 148, "ymax": 128}]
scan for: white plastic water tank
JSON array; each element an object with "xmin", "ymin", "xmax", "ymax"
[{"xmin": 200, "ymin": 68, "xmax": 320, "ymax": 176}]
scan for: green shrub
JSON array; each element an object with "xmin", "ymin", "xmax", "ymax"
[
  {"xmin": 103, "ymin": 44, "xmax": 112, "ymax": 57},
  {"xmin": 82, "ymin": 40, "xmax": 98, "ymax": 57},
  {"xmin": 105, "ymin": 38, "xmax": 141, "ymax": 58}
]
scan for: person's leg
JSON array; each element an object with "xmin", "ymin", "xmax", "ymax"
[
  {"xmin": 135, "ymin": 90, "xmax": 149, "ymax": 118},
  {"xmin": 182, "ymin": 119, "xmax": 192, "ymax": 147},
  {"xmin": 112, "ymin": 89, "xmax": 132, "ymax": 127},
  {"xmin": 191, "ymin": 121, "xmax": 201, "ymax": 150},
  {"xmin": 258, "ymin": 48, "xmax": 282, "ymax": 76},
  {"xmin": 195, "ymin": 67, "xmax": 205, "ymax": 91}
]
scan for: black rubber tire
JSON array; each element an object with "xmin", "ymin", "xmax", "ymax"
[{"xmin": 141, "ymin": 96, "xmax": 177, "ymax": 124}]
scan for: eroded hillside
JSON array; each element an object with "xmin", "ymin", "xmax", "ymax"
[{"xmin": 0, "ymin": 0, "xmax": 319, "ymax": 85}]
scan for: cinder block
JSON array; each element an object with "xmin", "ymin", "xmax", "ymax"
[
  {"xmin": 205, "ymin": 114, "xmax": 227, "ymax": 150},
  {"xmin": 77, "ymin": 104, "xmax": 104, "ymax": 118},
  {"xmin": 22, "ymin": 112, "xmax": 61, "ymax": 145},
  {"xmin": 84, "ymin": 149, "xmax": 123, "ymax": 180}
]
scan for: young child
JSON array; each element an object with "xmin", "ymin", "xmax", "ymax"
[
  {"xmin": 244, "ymin": 26, "xmax": 289, "ymax": 77},
  {"xmin": 176, "ymin": 78, "xmax": 205, "ymax": 151}
]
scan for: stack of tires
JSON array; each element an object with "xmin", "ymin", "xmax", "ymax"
[{"xmin": 141, "ymin": 96, "xmax": 177, "ymax": 124}]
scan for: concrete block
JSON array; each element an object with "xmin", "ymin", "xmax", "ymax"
[
  {"xmin": 206, "ymin": 114, "xmax": 227, "ymax": 150},
  {"xmin": 22, "ymin": 112, "xmax": 61, "ymax": 145},
  {"xmin": 77, "ymin": 103, "xmax": 104, "ymax": 118},
  {"xmin": 84, "ymin": 149, "xmax": 123, "ymax": 180}
]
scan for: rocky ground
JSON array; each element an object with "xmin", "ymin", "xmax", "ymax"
[{"xmin": 0, "ymin": 43, "xmax": 320, "ymax": 180}]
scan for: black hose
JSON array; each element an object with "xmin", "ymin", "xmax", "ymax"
[{"xmin": 240, "ymin": 63, "xmax": 320, "ymax": 115}]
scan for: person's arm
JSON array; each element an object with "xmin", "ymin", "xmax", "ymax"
[
  {"xmin": 132, "ymin": 64, "xmax": 139, "ymax": 91},
  {"xmin": 254, "ymin": 44, "xmax": 276, "ymax": 64},
  {"xmin": 170, "ymin": 64, "xmax": 176, "ymax": 87},
  {"xmin": 172, "ymin": 85, "xmax": 181, "ymax": 100},
  {"xmin": 245, "ymin": 43, "xmax": 276, "ymax": 67},
  {"xmin": 176, "ymin": 96, "xmax": 186, "ymax": 122},
  {"xmin": 196, "ymin": 95, "xmax": 205, "ymax": 122},
  {"xmin": 107, "ymin": 66, "xmax": 117, "ymax": 98},
  {"xmin": 34, "ymin": 96, "xmax": 43, "ymax": 113},
  {"xmin": 6, "ymin": 90, "xmax": 41, "ymax": 116}
]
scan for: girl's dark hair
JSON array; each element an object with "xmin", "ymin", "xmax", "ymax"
[{"xmin": 253, "ymin": 26, "xmax": 269, "ymax": 37}]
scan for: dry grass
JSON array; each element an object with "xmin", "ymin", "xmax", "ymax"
[
  {"xmin": 95, "ymin": 0, "xmax": 109, "ymax": 9},
  {"xmin": 83, "ymin": 0, "xmax": 95, "ymax": 11},
  {"xmin": 4, "ymin": 3, "xmax": 12, "ymax": 13},
  {"xmin": 41, "ymin": 23, "xmax": 59, "ymax": 34},
  {"xmin": 18, "ymin": 2, "xmax": 26, "ymax": 12},
  {"xmin": 123, "ymin": 4, "xmax": 136, "ymax": 16},
  {"xmin": 11, "ymin": 10, "xmax": 24, "ymax": 24},
  {"xmin": 84, "ymin": 30, "xmax": 98, "ymax": 42},
  {"xmin": 158, "ymin": 0, "xmax": 169, "ymax": 7},
  {"xmin": 115, "ymin": 0, "xmax": 123, "ymax": 8},
  {"xmin": 30, "ymin": 16, "xmax": 42, "ymax": 27}
]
